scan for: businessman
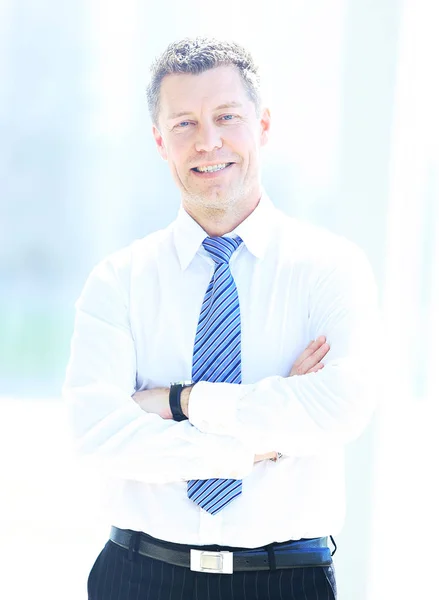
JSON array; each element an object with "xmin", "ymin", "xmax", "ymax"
[{"xmin": 63, "ymin": 37, "xmax": 379, "ymax": 600}]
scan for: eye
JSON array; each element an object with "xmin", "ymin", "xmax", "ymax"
[
  {"xmin": 220, "ymin": 114, "xmax": 235, "ymax": 121},
  {"xmin": 176, "ymin": 121, "xmax": 192, "ymax": 129}
]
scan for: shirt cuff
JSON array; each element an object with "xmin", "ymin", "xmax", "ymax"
[
  {"xmin": 208, "ymin": 439, "xmax": 255, "ymax": 480},
  {"xmin": 189, "ymin": 381, "xmax": 253, "ymax": 436}
]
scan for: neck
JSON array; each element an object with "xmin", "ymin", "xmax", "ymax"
[{"xmin": 183, "ymin": 189, "xmax": 262, "ymax": 237}]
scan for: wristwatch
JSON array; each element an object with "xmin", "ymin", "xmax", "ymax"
[{"xmin": 169, "ymin": 380, "xmax": 193, "ymax": 421}]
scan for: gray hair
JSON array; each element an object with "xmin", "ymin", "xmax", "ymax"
[{"xmin": 146, "ymin": 37, "xmax": 261, "ymax": 127}]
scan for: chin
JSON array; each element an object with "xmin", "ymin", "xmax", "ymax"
[{"xmin": 186, "ymin": 188, "xmax": 231, "ymax": 208}]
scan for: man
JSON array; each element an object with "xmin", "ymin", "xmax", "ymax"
[{"xmin": 63, "ymin": 37, "xmax": 379, "ymax": 600}]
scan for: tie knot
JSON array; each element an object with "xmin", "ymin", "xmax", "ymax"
[{"xmin": 202, "ymin": 236, "xmax": 242, "ymax": 265}]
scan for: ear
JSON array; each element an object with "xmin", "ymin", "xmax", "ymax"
[
  {"xmin": 259, "ymin": 107, "xmax": 271, "ymax": 147},
  {"xmin": 152, "ymin": 126, "xmax": 168, "ymax": 160}
]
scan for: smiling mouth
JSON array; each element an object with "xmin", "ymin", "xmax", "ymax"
[{"xmin": 191, "ymin": 162, "xmax": 233, "ymax": 173}]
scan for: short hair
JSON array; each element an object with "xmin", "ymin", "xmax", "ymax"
[{"xmin": 146, "ymin": 37, "xmax": 261, "ymax": 126}]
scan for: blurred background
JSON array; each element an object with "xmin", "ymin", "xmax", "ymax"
[{"xmin": 1, "ymin": 0, "xmax": 438, "ymax": 598}]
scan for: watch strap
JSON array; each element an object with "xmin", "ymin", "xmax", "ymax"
[{"xmin": 169, "ymin": 383, "xmax": 189, "ymax": 422}]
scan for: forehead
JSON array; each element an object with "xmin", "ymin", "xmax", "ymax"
[{"xmin": 159, "ymin": 65, "xmax": 250, "ymax": 117}]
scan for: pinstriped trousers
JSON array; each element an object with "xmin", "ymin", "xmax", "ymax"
[{"xmin": 87, "ymin": 540, "xmax": 337, "ymax": 600}]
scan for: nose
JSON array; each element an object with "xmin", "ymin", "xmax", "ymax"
[{"xmin": 194, "ymin": 122, "xmax": 223, "ymax": 153}]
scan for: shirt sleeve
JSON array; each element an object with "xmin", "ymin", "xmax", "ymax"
[
  {"xmin": 62, "ymin": 253, "xmax": 254, "ymax": 484},
  {"xmin": 188, "ymin": 243, "xmax": 382, "ymax": 456}
]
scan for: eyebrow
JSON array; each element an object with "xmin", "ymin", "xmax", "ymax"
[{"xmin": 167, "ymin": 102, "xmax": 244, "ymax": 121}]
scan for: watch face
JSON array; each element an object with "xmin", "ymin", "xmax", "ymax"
[{"xmin": 172, "ymin": 380, "xmax": 193, "ymax": 387}]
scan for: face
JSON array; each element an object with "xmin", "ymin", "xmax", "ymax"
[{"xmin": 152, "ymin": 65, "xmax": 270, "ymax": 216}]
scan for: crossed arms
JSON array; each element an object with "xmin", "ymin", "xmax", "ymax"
[
  {"xmin": 63, "ymin": 244, "xmax": 379, "ymax": 484},
  {"xmin": 133, "ymin": 336, "xmax": 330, "ymax": 464}
]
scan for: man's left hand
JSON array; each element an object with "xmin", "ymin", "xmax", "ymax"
[{"xmin": 133, "ymin": 387, "xmax": 173, "ymax": 419}]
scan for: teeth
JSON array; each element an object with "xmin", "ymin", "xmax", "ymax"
[{"xmin": 195, "ymin": 163, "xmax": 229, "ymax": 173}]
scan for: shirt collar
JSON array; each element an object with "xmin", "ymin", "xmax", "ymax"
[{"xmin": 172, "ymin": 190, "xmax": 277, "ymax": 270}]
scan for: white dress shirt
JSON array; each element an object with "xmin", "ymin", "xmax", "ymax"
[{"xmin": 63, "ymin": 191, "xmax": 380, "ymax": 548}]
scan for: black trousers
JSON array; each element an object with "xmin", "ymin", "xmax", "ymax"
[{"xmin": 88, "ymin": 539, "xmax": 337, "ymax": 600}]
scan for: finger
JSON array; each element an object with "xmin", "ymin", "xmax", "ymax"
[
  {"xmin": 299, "ymin": 343, "xmax": 329, "ymax": 373},
  {"xmin": 306, "ymin": 363, "xmax": 324, "ymax": 374},
  {"xmin": 316, "ymin": 342, "xmax": 330, "ymax": 358},
  {"xmin": 308, "ymin": 336, "xmax": 326, "ymax": 348},
  {"xmin": 289, "ymin": 337, "xmax": 327, "ymax": 376},
  {"xmin": 294, "ymin": 336, "xmax": 326, "ymax": 365},
  {"xmin": 295, "ymin": 338, "xmax": 327, "ymax": 368}
]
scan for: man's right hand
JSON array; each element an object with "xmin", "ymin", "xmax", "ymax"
[{"xmin": 254, "ymin": 336, "xmax": 330, "ymax": 464}]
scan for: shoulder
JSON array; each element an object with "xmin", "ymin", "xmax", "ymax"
[
  {"xmin": 85, "ymin": 227, "xmax": 172, "ymax": 291},
  {"xmin": 276, "ymin": 212, "xmax": 372, "ymax": 273},
  {"xmin": 272, "ymin": 212, "xmax": 377, "ymax": 301}
]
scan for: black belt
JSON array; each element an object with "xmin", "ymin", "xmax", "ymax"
[{"xmin": 110, "ymin": 526, "xmax": 332, "ymax": 573}]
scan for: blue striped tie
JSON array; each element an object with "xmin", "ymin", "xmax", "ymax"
[{"xmin": 187, "ymin": 236, "xmax": 243, "ymax": 515}]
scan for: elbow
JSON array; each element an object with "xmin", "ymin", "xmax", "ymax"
[{"xmin": 317, "ymin": 366, "xmax": 377, "ymax": 444}]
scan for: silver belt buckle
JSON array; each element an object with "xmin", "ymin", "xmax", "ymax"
[{"xmin": 190, "ymin": 549, "xmax": 233, "ymax": 574}]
